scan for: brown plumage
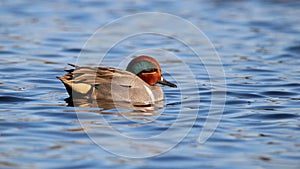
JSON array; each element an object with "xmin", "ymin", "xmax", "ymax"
[{"xmin": 57, "ymin": 56, "xmax": 176, "ymax": 106}]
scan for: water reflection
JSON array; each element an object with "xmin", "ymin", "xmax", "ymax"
[{"xmin": 65, "ymin": 97, "xmax": 164, "ymax": 112}]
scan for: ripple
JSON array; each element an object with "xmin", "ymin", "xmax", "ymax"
[
  {"xmin": 62, "ymin": 48, "xmax": 95, "ymax": 53},
  {"xmin": 0, "ymin": 96, "xmax": 32, "ymax": 103},
  {"xmin": 0, "ymin": 50, "xmax": 17, "ymax": 55},
  {"xmin": 266, "ymin": 53, "xmax": 296, "ymax": 61},
  {"xmin": 226, "ymin": 90, "xmax": 265, "ymax": 99},
  {"xmin": 286, "ymin": 45, "xmax": 300, "ymax": 54},
  {"xmin": 261, "ymin": 91, "xmax": 297, "ymax": 97},
  {"xmin": 45, "ymin": 37, "xmax": 73, "ymax": 42},
  {"xmin": 239, "ymin": 67, "xmax": 276, "ymax": 73},
  {"xmin": 259, "ymin": 113, "xmax": 298, "ymax": 120},
  {"xmin": 34, "ymin": 54, "xmax": 63, "ymax": 58},
  {"xmin": 226, "ymin": 99, "xmax": 251, "ymax": 105}
]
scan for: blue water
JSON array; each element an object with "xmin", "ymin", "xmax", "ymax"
[{"xmin": 1, "ymin": 0, "xmax": 300, "ymax": 168}]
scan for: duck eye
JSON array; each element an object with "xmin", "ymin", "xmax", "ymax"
[{"xmin": 138, "ymin": 68, "xmax": 158, "ymax": 75}]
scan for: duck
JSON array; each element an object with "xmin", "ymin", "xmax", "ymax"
[{"xmin": 57, "ymin": 56, "xmax": 177, "ymax": 106}]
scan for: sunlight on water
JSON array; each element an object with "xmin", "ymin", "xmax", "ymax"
[{"xmin": 0, "ymin": 0, "xmax": 299, "ymax": 168}]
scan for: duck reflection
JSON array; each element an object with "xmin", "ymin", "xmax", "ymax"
[{"xmin": 65, "ymin": 96, "xmax": 164, "ymax": 113}]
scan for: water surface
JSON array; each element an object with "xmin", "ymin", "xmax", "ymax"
[{"xmin": 0, "ymin": 0, "xmax": 299, "ymax": 168}]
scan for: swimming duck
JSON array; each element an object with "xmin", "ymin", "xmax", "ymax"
[{"xmin": 57, "ymin": 56, "xmax": 177, "ymax": 106}]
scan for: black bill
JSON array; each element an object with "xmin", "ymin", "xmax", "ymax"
[{"xmin": 158, "ymin": 76, "xmax": 177, "ymax": 88}]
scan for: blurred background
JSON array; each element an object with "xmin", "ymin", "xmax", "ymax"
[{"xmin": 0, "ymin": 0, "xmax": 299, "ymax": 168}]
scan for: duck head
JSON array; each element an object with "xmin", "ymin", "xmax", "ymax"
[{"xmin": 126, "ymin": 56, "xmax": 177, "ymax": 88}]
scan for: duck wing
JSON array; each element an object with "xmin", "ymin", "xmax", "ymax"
[{"xmin": 57, "ymin": 66, "xmax": 147, "ymax": 98}]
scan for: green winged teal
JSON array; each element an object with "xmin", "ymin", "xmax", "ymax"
[{"xmin": 57, "ymin": 56, "xmax": 177, "ymax": 106}]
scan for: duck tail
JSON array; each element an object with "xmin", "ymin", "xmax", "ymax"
[
  {"xmin": 56, "ymin": 75, "xmax": 73, "ymax": 97},
  {"xmin": 68, "ymin": 63, "xmax": 79, "ymax": 68}
]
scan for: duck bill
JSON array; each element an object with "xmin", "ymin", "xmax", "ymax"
[{"xmin": 158, "ymin": 77, "xmax": 177, "ymax": 88}]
